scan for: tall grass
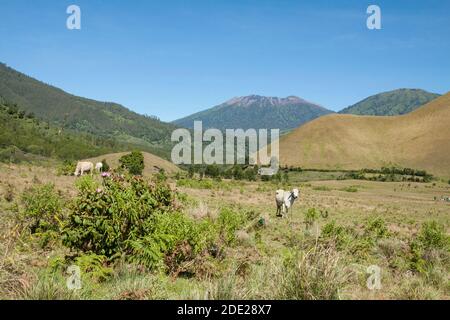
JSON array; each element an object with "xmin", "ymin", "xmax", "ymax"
[{"xmin": 278, "ymin": 243, "xmax": 349, "ymax": 300}]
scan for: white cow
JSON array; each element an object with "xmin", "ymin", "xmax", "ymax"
[
  {"xmin": 275, "ymin": 188, "xmax": 300, "ymax": 217},
  {"xmin": 74, "ymin": 162, "xmax": 94, "ymax": 176},
  {"xmin": 95, "ymin": 162, "xmax": 103, "ymax": 173}
]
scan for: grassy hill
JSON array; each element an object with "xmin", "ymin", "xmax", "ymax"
[
  {"xmin": 174, "ymin": 95, "xmax": 332, "ymax": 131},
  {"xmin": 84, "ymin": 152, "xmax": 180, "ymax": 176},
  {"xmin": 339, "ymin": 89, "xmax": 440, "ymax": 116},
  {"xmin": 276, "ymin": 92, "xmax": 450, "ymax": 177},
  {"xmin": 0, "ymin": 63, "xmax": 176, "ymax": 158},
  {"xmin": 0, "ymin": 101, "xmax": 123, "ymax": 162}
]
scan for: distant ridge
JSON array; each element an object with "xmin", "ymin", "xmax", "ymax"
[{"xmin": 339, "ymin": 89, "xmax": 440, "ymax": 116}]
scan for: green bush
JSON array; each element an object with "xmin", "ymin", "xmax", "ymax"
[
  {"xmin": 74, "ymin": 253, "xmax": 114, "ymax": 282},
  {"xmin": 57, "ymin": 160, "xmax": 76, "ymax": 176},
  {"xmin": 364, "ymin": 217, "xmax": 390, "ymax": 240},
  {"xmin": 119, "ymin": 151, "xmax": 144, "ymax": 175},
  {"xmin": 61, "ymin": 173, "xmax": 225, "ymax": 274},
  {"xmin": 101, "ymin": 159, "xmax": 110, "ymax": 172},
  {"xmin": 22, "ymin": 183, "xmax": 63, "ymax": 235},
  {"xmin": 127, "ymin": 212, "xmax": 220, "ymax": 271},
  {"xmin": 321, "ymin": 221, "xmax": 354, "ymax": 250},
  {"xmin": 62, "ymin": 174, "xmax": 174, "ymax": 260},
  {"xmin": 217, "ymin": 208, "xmax": 247, "ymax": 246},
  {"xmin": 410, "ymin": 221, "xmax": 450, "ymax": 273}
]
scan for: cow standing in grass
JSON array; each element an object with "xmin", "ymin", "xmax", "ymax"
[
  {"xmin": 95, "ymin": 162, "xmax": 103, "ymax": 173},
  {"xmin": 74, "ymin": 162, "xmax": 94, "ymax": 176},
  {"xmin": 276, "ymin": 188, "xmax": 300, "ymax": 218}
]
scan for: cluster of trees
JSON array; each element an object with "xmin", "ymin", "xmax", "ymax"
[
  {"xmin": 340, "ymin": 167, "xmax": 434, "ymax": 183},
  {"xmin": 184, "ymin": 164, "xmax": 289, "ymax": 183},
  {"xmin": 0, "ymin": 101, "xmax": 123, "ymax": 163},
  {"xmin": 186, "ymin": 164, "xmax": 258, "ymax": 181}
]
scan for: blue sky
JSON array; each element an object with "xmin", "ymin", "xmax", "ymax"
[{"xmin": 0, "ymin": 0, "xmax": 449, "ymax": 121}]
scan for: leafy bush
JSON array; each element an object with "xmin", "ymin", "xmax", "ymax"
[
  {"xmin": 101, "ymin": 159, "xmax": 110, "ymax": 172},
  {"xmin": 62, "ymin": 174, "xmax": 174, "ymax": 259},
  {"xmin": 127, "ymin": 212, "xmax": 220, "ymax": 273},
  {"xmin": 74, "ymin": 253, "xmax": 114, "ymax": 282},
  {"xmin": 61, "ymin": 173, "xmax": 227, "ymax": 275},
  {"xmin": 409, "ymin": 221, "xmax": 450, "ymax": 273},
  {"xmin": 119, "ymin": 151, "xmax": 144, "ymax": 175},
  {"xmin": 217, "ymin": 208, "xmax": 247, "ymax": 246},
  {"xmin": 21, "ymin": 183, "xmax": 63, "ymax": 235},
  {"xmin": 364, "ymin": 217, "xmax": 390, "ymax": 240},
  {"xmin": 321, "ymin": 221, "xmax": 354, "ymax": 250},
  {"xmin": 57, "ymin": 160, "xmax": 76, "ymax": 176}
]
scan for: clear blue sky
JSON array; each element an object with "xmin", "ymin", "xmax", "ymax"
[{"xmin": 0, "ymin": 0, "xmax": 449, "ymax": 121}]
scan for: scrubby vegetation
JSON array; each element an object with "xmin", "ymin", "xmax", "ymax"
[{"xmin": 0, "ymin": 161, "xmax": 448, "ymax": 300}]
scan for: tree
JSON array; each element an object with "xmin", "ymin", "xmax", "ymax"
[{"xmin": 119, "ymin": 151, "xmax": 145, "ymax": 175}]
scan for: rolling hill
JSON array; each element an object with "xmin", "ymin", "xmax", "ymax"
[
  {"xmin": 276, "ymin": 92, "xmax": 450, "ymax": 177},
  {"xmin": 84, "ymin": 152, "xmax": 180, "ymax": 176},
  {"xmin": 173, "ymin": 95, "xmax": 333, "ymax": 131},
  {"xmin": 0, "ymin": 63, "xmax": 176, "ymax": 158},
  {"xmin": 339, "ymin": 89, "xmax": 440, "ymax": 116}
]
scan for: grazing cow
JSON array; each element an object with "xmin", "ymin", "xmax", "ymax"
[
  {"xmin": 275, "ymin": 188, "xmax": 300, "ymax": 217},
  {"xmin": 74, "ymin": 162, "xmax": 94, "ymax": 176},
  {"xmin": 95, "ymin": 162, "xmax": 103, "ymax": 173}
]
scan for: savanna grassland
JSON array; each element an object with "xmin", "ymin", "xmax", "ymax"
[{"xmin": 0, "ymin": 160, "xmax": 449, "ymax": 300}]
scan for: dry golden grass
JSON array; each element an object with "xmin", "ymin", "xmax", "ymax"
[
  {"xmin": 276, "ymin": 92, "xmax": 450, "ymax": 177},
  {"xmin": 84, "ymin": 151, "xmax": 180, "ymax": 176}
]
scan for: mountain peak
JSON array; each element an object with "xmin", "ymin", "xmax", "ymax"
[
  {"xmin": 223, "ymin": 95, "xmax": 309, "ymax": 108},
  {"xmin": 174, "ymin": 95, "xmax": 332, "ymax": 131}
]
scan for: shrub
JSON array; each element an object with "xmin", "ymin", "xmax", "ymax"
[
  {"xmin": 342, "ymin": 186, "xmax": 358, "ymax": 193},
  {"xmin": 57, "ymin": 160, "xmax": 76, "ymax": 176},
  {"xmin": 119, "ymin": 151, "xmax": 144, "ymax": 175},
  {"xmin": 364, "ymin": 217, "xmax": 390, "ymax": 240},
  {"xmin": 217, "ymin": 208, "xmax": 247, "ymax": 246},
  {"xmin": 61, "ymin": 174, "xmax": 224, "ymax": 275},
  {"xmin": 304, "ymin": 208, "xmax": 319, "ymax": 230},
  {"xmin": 101, "ymin": 159, "xmax": 110, "ymax": 172},
  {"xmin": 74, "ymin": 253, "xmax": 114, "ymax": 283},
  {"xmin": 21, "ymin": 183, "xmax": 63, "ymax": 235},
  {"xmin": 321, "ymin": 221, "xmax": 354, "ymax": 250},
  {"xmin": 155, "ymin": 168, "xmax": 167, "ymax": 182},
  {"xmin": 62, "ymin": 174, "xmax": 174, "ymax": 260},
  {"xmin": 409, "ymin": 221, "xmax": 450, "ymax": 273}
]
